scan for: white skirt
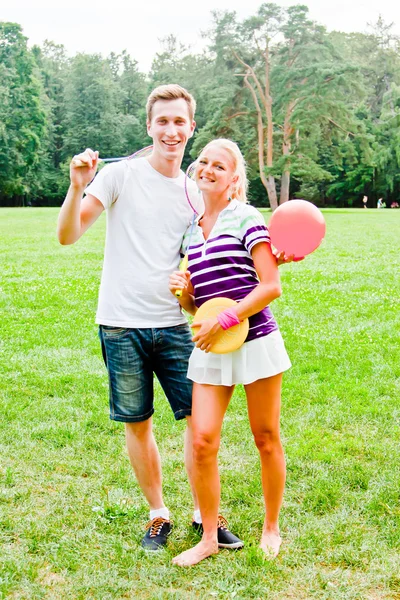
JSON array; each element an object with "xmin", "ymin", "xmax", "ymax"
[{"xmin": 187, "ymin": 330, "xmax": 291, "ymax": 386}]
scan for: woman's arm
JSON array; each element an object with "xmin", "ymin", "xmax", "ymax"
[
  {"xmin": 169, "ymin": 270, "xmax": 197, "ymax": 315},
  {"xmin": 192, "ymin": 242, "xmax": 281, "ymax": 351},
  {"xmin": 234, "ymin": 242, "xmax": 281, "ymax": 321}
]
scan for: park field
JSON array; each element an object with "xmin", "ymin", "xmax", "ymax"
[{"xmin": 0, "ymin": 208, "xmax": 399, "ymax": 600}]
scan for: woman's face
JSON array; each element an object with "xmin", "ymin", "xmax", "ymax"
[{"xmin": 195, "ymin": 146, "xmax": 237, "ymax": 196}]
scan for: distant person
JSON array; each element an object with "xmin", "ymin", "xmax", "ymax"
[
  {"xmin": 377, "ymin": 198, "xmax": 383, "ymax": 209},
  {"xmin": 57, "ymin": 85, "xmax": 242, "ymax": 552},
  {"xmin": 391, "ymin": 201, "xmax": 399, "ymax": 208},
  {"xmin": 362, "ymin": 195, "xmax": 368, "ymax": 209}
]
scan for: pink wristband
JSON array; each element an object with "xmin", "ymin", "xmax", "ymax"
[{"xmin": 217, "ymin": 308, "xmax": 241, "ymax": 330}]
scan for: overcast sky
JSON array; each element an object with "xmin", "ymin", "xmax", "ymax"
[{"xmin": 2, "ymin": 0, "xmax": 400, "ymax": 71}]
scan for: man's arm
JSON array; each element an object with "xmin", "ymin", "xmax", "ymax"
[{"xmin": 57, "ymin": 148, "xmax": 104, "ymax": 245}]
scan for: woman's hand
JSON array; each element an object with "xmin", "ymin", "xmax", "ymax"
[
  {"xmin": 169, "ymin": 270, "xmax": 191, "ymax": 297},
  {"xmin": 273, "ymin": 249, "xmax": 304, "ymax": 265},
  {"xmin": 192, "ymin": 317, "xmax": 222, "ymax": 352}
]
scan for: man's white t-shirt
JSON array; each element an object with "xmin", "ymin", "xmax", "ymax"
[{"xmin": 85, "ymin": 157, "xmax": 202, "ymax": 328}]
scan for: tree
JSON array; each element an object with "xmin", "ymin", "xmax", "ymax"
[
  {"xmin": 107, "ymin": 50, "xmax": 148, "ymax": 153},
  {"xmin": 30, "ymin": 41, "xmax": 70, "ymax": 203},
  {"xmin": 149, "ymin": 35, "xmax": 224, "ymax": 169},
  {"xmin": 200, "ymin": 5, "xmax": 362, "ymax": 209},
  {"xmin": 326, "ymin": 20, "xmax": 400, "ymax": 204},
  {"xmin": 0, "ymin": 22, "xmax": 47, "ymax": 205},
  {"xmin": 2, "ymin": 11, "xmax": 400, "ymax": 208},
  {"xmin": 63, "ymin": 53, "xmax": 121, "ymax": 157},
  {"xmin": 374, "ymin": 84, "xmax": 400, "ymax": 199}
]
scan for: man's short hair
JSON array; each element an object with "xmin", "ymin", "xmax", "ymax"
[{"xmin": 146, "ymin": 84, "xmax": 196, "ymax": 122}]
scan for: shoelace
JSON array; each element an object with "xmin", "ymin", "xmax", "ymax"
[
  {"xmin": 217, "ymin": 515, "xmax": 229, "ymax": 530},
  {"xmin": 145, "ymin": 517, "xmax": 168, "ymax": 537}
]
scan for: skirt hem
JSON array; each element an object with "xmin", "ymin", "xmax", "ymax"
[{"xmin": 187, "ymin": 330, "xmax": 291, "ymax": 386}]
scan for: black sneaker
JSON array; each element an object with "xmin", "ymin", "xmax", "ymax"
[
  {"xmin": 141, "ymin": 517, "xmax": 172, "ymax": 551},
  {"xmin": 192, "ymin": 515, "xmax": 244, "ymax": 549}
]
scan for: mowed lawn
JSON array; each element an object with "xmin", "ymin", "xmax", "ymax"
[{"xmin": 0, "ymin": 207, "xmax": 399, "ymax": 600}]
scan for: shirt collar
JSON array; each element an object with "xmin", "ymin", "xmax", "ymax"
[{"xmin": 195, "ymin": 198, "xmax": 239, "ymax": 223}]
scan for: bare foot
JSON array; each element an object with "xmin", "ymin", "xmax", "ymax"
[
  {"xmin": 260, "ymin": 531, "xmax": 282, "ymax": 559},
  {"xmin": 172, "ymin": 540, "xmax": 218, "ymax": 567}
]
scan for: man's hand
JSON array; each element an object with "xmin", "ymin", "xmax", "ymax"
[
  {"xmin": 192, "ymin": 317, "xmax": 222, "ymax": 352},
  {"xmin": 70, "ymin": 148, "xmax": 99, "ymax": 189}
]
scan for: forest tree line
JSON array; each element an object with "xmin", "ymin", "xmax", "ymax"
[{"xmin": 1, "ymin": 4, "xmax": 400, "ymax": 208}]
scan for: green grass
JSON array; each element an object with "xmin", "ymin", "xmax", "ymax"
[{"xmin": 1, "ymin": 208, "xmax": 399, "ymax": 599}]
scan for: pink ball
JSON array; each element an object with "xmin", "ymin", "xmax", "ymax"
[{"xmin": 268, "ymin": 200, "xmax": 326, "ymax": 258}]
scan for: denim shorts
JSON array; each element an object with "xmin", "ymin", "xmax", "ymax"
[{"xmin": 99, "ymin": 323, "xmax": 193, "ymax": 423}]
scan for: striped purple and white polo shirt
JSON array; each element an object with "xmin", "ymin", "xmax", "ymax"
[{"xmin": 182, "ymin": 200, "xmax": 278, "ymax": 343}]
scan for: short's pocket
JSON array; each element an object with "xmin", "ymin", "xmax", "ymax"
[{"xmin": 100, "ymin": 326, "xmax": 130, "ymax": 339}]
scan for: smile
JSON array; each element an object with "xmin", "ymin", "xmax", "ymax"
[{"xmin": 162, "ymin": 141, "xmax": 180, "ymax": 146}]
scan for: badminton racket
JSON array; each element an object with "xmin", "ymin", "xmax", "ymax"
[
  {"xmin": 72, "ymin": 146, "xmax": 202, "ymax": 297},
  {"xmin": 175, "ymin": 160, "xmax": 202, "ymax": 298},
  {"xmin": 71, "ymin": 145, "xmax": 154, "ymax": 167}
]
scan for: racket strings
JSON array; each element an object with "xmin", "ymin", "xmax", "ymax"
[
  {"xmin": 98, "ymin": 147, "xmax": 199, "ymax": 300},
  {"xmin": 184, "ymin": 160, "xmax": 203, "ymax": 215},
  {"xmin": 186, "ymin": 213, "xmax": 197, "ymax": 255},
  {"xmin": 99, "ymin": 147, "xmax": 202, "ymax": 219}
]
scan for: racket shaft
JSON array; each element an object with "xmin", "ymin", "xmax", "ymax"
[
  {"xmin": 175, "ymin": 255, "xmax": 188, "ymax": 298},
  {"xmin": 71, "ymin": 156, "xmax": 127, "ymax": 167},
  {"xmin": 71, "ymin": 146, "xmax": 154, "ymax": 168}
]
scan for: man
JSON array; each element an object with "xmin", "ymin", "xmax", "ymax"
[{"xmin": 57, "ymin": 84, "xmax": 243, "ymax": 551}]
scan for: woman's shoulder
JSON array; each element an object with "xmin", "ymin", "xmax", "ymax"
[
  {"xmin": 232, "ymin": 201, "xmax": 263, "ymax": 217},
  {"xmin": 232, "ymin": 202, "xmax": 267, "ymax": 228}
]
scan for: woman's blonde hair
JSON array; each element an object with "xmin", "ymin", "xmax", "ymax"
[{"xmin": 199, "ymin": 139, "xmax": 248, "ymax": 203}]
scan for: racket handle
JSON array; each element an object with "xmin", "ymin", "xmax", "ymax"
[
  {"xmin": 71, "ymin": 158, "xmax": 101, "ymax": 167},
  {"xmin": 175, "ymin": 255, "xmax": 188, "ymax": 298}
]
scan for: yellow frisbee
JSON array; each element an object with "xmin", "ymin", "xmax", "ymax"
[{"xmin": 192, "ymin": 297, "xmax": 249, "ymax": 354}]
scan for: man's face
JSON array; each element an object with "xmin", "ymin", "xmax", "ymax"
[{"xmin": 147, "ymin": 99, "xmax": 195, "ymax": 162}]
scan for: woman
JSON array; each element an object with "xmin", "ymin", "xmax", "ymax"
[{"xmin": 169, "ymin": 139, "xmax": 291, "ymax": 566}]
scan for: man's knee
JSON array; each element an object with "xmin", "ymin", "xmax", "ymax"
[{"xmin": 125, "ymin": 418, "xmax": 153, "ymax": 441}]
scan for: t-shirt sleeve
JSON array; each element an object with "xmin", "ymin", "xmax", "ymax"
[
  {"xmin": 84, "ymin": 163, "xmax": 124, "ymax": 209},
  {"xmin": 240, "ymin": 207, "xmax": 270, "ymax": 253}
]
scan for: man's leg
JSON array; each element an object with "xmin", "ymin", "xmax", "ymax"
[
  {"xmin": 99, "ymin": 326, "xmax": 171, "ymax": 550},
  {"xmin": 153, "ymin": 324, "xmax": 196, "ymax": 509},
  {"xmin": 125, "ymin": 417, "xmax": 165, "ymax": 510}
]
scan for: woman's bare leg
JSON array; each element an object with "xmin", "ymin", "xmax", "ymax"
[
  {"xmin": 245, "ymin": 374, "xmax": 285, "ymax": 558},
  {"xmin": 172, "ymin": 383, "xmax": 233, "ymax": 566}
]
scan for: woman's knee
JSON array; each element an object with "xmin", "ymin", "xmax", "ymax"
[
  {"xmin": 252, "ymin": 428, "xmax": 281, "ymax": 456},
  {"xmin": 193, "ymin": 432, "xmax": 219, "ymax": 463}
]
